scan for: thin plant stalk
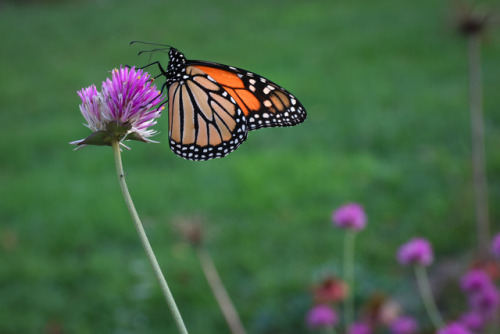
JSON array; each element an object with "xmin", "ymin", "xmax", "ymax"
[
  {"xmin": 467, "ymin": 32, "xmax": 490, "ymax": 258},
  {"xmin": 112, "ymin": 141, "xmax": 188, "ymax": 334},
  {"xmin": 414, "ymin": 265, "xmax": 444, "ymax": 329},
  {"xmin": 343, "ymin": 231, "xmax": 356, "ymax": 331},
  {"xmin": 322, "ymin": 326, "xmax": 338, "ymax": 334},
  {"xmin": 195, "ymin": 246, "xmax": 247, "ymax": 334}
]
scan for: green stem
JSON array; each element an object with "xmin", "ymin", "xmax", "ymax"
[
  {"xmin": 343, "ymin": 231, "xmax": 356, "ymax": 331},
  {"xmin": 112, "ymin": 141, "xmax": 188, "ymax": 334},
  {"xmin": 322, "ymin": 325, "xmax": 337, "ymax": 334},
  {"xmin": 196, "ymin": 246, "xmax": 247, "ymax": 334},
  {"xmin": 414, "ymin": 265, "xmax": 444, "ymax": 329},
  {"xmin": 467, "ymin": 33, "xmax": 490, "ymax": 258}
]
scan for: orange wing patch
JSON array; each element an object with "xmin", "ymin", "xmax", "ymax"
[
  {"xmin": 195, "ymin": 66, "xmax": 244, "ymax": 88},
  {"xmin": 195, "ymin": 65, "xmax": 261, "ymax": 116}
]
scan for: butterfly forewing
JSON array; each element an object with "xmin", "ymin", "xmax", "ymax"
[{"xmin": 189, "ymin": 61, "xmax": 307, "ymax": 131}]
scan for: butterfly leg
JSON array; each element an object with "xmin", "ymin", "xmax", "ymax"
[{"xmin": 137, "ymin": 61, "xmax": 168, "ymax": 77}]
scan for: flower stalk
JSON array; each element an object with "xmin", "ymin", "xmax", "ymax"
[
  {"xmin": 343, "ymin": 230, "xmax": 356, "ymax": 331},
  {"xmin": 414, "ymin": 265, "xmax": 444, "ymax": 329},
  {"xmin": 331, "ymin": 203, "xmax": 366, "ymax": 332},
  {"xmin": 112, "ymin": 140, "xmax": 188, "ymax": 334},
  {"xmin": 322, "ymin": 326, "xmax": 337, "ymax": 334},
  {"xmin": 467, "ymin": 32, "xmax": 490, "ymax": 258},
  {"xmin": 195, "ymin": 246, "xmax": 247, "ymax": 334}
]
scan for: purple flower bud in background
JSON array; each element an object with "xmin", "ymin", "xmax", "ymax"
[
  {"xmin": 332, "ymin": 203, "xmax": 367, "ymax": 231},
  {"xmin": 469, "ymin": 285, "xmax": 500, "ymax": 318},
  {"xmin": 347, "ymin": 322, "xmax": 372, "ymax": 334},
  {"xmin": 460, "ymin": 269, "xmax": 493, "ymax": 294},
  {"xmin": 458, "ymin": 311, "xmax": 485, "ymax": 332},
  {"xmin": 437, "ymin": 322, "xmax": 472, "ymax": 334},
  {"xmin": 306, "ymin": 304, "xmax": 338, "ymax": 329},
  {"xmin": 491, "ymin": 232, "xmax": 500, "ymax": 258},
  {"xmin": 397, "ymin": 238, "xmax": 433, "ymax": 266},
  {"xmin": 389, "ymin": 316, "xmax": 418, "ymax": 334}
]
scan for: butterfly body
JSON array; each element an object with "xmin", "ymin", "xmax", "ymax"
[{"xmin": 158, "ymin": 47, "xmax": 306, "ymax": 161}]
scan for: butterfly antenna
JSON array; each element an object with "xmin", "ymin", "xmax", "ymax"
[
  {"xmin": 130, "ymin": 41, "xmax": 173, "ymax": 49},
  {"xmin": 138, "ymin": 48, "xmax": 171, "ymax": 56}
]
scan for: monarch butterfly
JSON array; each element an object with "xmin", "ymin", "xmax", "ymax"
[{"xmin": 139, "ymin": 44, "xmax": 307, "ymax": 161}]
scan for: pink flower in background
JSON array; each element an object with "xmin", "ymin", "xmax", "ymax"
[
  {"xmin": 347, "ymin": 322, "xmax": 372, "ymax": 334},
  {"xmin": 437, "ymin": 322, "xmax": 472, "ymax": 334},
  {"xmin": 332, "ymin": 203, "xmax": 367, "ymax": 231},
  {"xmin": 312, "ymin": 276, "xmax": 347, "ymax": 304},
  {"xmin": 460, "ymin": 269, "xmax": 499, "ymax": 320},
  {"xmin": 459, "ymin": 311, "xmax": 485, "ymax": 332},
  {"xmin": 397, "ymin": 238, "xmax": 433, "ymax": 266},
  {"xmin": 306, "ymin": 304, "xmax": 338, "ymax": 329},
  {"xmin": 389, "ymin": 316, "xmax": 418, "ymax": 334},
  {"xmin": 71, "ymin": 66, "xmax": 164, "ymax": 149},
  {"xmin": 491, "ymin": 233, "xmax": 500, "ymax": 258},
  {"xmin": 469, "ymin": 285, "xmax": 500, "ymax": 318},
  {"xmin": 460, "ymin": 269, "xmax": 493, "ymax": 294}
]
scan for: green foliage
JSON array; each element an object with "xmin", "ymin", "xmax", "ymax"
[{"xmin": 1, "ymin": 0, "xmax": 499, "ymax": 332}]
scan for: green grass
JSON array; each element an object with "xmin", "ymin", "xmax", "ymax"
[{"xmin": 1, "ymin": 0, "xmax": 499, "ymax": 332}]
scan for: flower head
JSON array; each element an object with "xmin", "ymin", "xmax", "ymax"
[
  {"xmin": 460, "ymin": 269, "xmax": 493, "ymax": 294},
  {"xmin": 332, "ymin": 203, "xmax": 367, "ymax": 231},
  {"xmin": 437, "ymin": 322, "xmax": 472, "ymax": 334},
  {"xmin": 389, "ymin": 316, "xmax": 418, "ymax": 334},
  {"xmin": 306, "ymin": 304, "xmax": 338, "ymax": 329},
  {"xmin": 459, "ymin": 311, "xmax": 485, "ymax": 332},
  {"xmin": 312, "ymin": 276, "xmax": 347, "ymax": 304},
  {"xmin": 492, "ymin": 233, "xmax": 500, "ymax": 258},
  {"xmin": 71, "ymin": 66, "xmax": 164, "ymax": 149},
  {"xmin": 469, "ymin": 285, "xmax": 499, "ymax": 318},
  {"xmin": 397, "ymin": 238, "xmax": 433, "ymax": 266},
  {"xmin": 347, "ymin": 322, "xmax": 372, "ymax": 334}
]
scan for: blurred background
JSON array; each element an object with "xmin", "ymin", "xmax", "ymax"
[{"xmin": 1, "ymin": 0, "xmax": 499, "ymax": 333}]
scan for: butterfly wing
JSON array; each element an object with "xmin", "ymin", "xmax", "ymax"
[
  {"xmin": 167, "ymin": 65, "xmax": 248, "ymax": 161},
  {"xmin": 189, "ymin": 61, "xmax": 307, "ymax": 131},
  {"xmin": 164, "ymin": 47, "xmax": 306, "ymax": 161}
]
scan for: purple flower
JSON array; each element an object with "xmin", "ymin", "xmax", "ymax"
[
  {"xmin": 347, "ymin": 322, "xmax": 372, "ymax": 334},
  {"xmin": 492, "ymin": 233, "xmax": 500, "ymax": 258},
  {"xmin": 306, "ymin": 304, "xmax": 338, "ymax": 329},
  {"xmin": 389, "ymin": 316, "xmax": 418, "ymax": 334},
  {"xmin": 71, "ymin": 66, "xmax": 164, "ymax": 149},
  {"xmin": 437, "ymin": 322, "xmax": 472, "ymax": 334},
  {"xmin": 397, "ymin": 238, "xmax": 433, "ymax": 266},
  {"xmin": 332, "ymin": 203, "xmax": 367, "ymax": 231},
  {"xmin": 459, "ymin": 311, "xmax": 485, "ymax": 332},
  {"xmin": 460, "ymin": 269, "xmax": 493, "ymax": 294},
  {"xmin": 469, "ymin": 285, "xmax": 500, "ymax": 318}
]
